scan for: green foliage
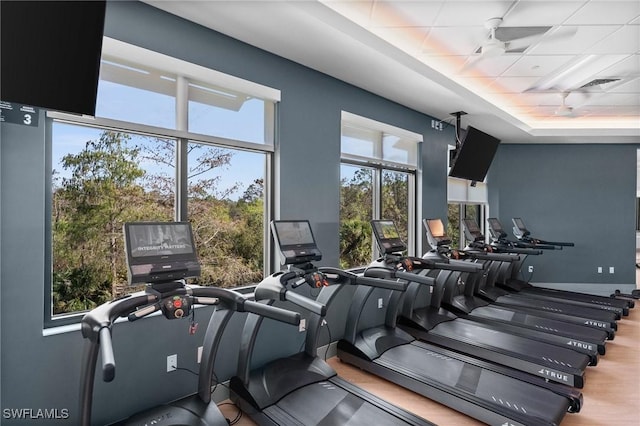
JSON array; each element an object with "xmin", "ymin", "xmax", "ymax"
[
  {"xmin": 339, "ymin": 219, "xmax": 372, "ymax": 269},
  {"xmin": 52, "ymin": 130, "xmax": 265, "ymax": 315},
  {"xmin": 339, "ymin": 166, "xmax": 409, "ymax": 268},
  {"xmin": 52, "ymin": 266, "xmax": 113, "ymax": 313},
  {"xmin": 447, "ymin": 204, "xmax": 460, "ymax": 248}
]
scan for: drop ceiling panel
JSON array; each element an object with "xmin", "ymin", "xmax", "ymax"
[
  {"xmin": 587, "ymin": 26, "xmax": 640, "ymax": 54},
  {"xmin": 504, "ymin": 1, "xmax": 585, "ymax": 26},
  {"xmin": 502, "ymin": 55, "xmax": 575, "ymax": 77},
  {"xmin": 422, "ymin": 26, "xmax": 487, "ymax": 56},
  {"xmin": 372, "ymin": 1, "xmax": 442, "ymax": 28},
  {"xmin": 564, "ymin": 1, "xmax": 640, "ymax": 25},
  {"xmin": 488, "ymin": 76, "xmax": 542, "ymax": 93},
  {"xmin": 526, "ymin": 26, "xmax": 619, "ymax": 55},
  {"xmin": 432, "ymin": 1, "xmax": 512, "ymax": 27},
  {"xmin": 463, "ymin": 55, "xmax": 521, "ymax": 77}
]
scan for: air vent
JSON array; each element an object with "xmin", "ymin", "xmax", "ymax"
[{"xmin": 579, "ymin": 78, "xmax": 621, "ymax": 89}]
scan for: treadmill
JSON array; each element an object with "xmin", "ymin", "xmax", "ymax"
[
  {"xmin": 510, "ymin": 217, "xmax": 633, "ymax": 311},
  {"xmin": 370, "ymin": 220, "xmax": 592, "ymax": 388},
  {"xmin": 337, "ymin": 220, "xmax": 583, "ymax": 425},
  {"xmin": 432, "ymin": 218, "xmax": 607, "ymax": 361},
  {"xmin": 229, "ymin": 220, "xmax": 434, "ymax": 426},
  {"xmin": 483, "ymin": 218, "xmax": 620, "ymax": 333},
  {"xmin": 79, "ymin": 221, "xmax": 301, "ymax": 426},
  {"xmin": 365, "ymin": 221, "xmax": 590, "ymax": 388}
]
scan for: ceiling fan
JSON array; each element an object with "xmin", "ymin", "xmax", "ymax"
[
  {"xmin": 477, "ymin": 18, "xmax": 551, "ymax": 57},
  {"xmin": 463, "ymin": 18, "xmax": 577, "ymax": 69}
]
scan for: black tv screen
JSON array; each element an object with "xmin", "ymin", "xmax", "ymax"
[
  {"xmin": 0, "ymin": 1, "xmax": 106, "ymax": 116},
  {"xmin": 124, "ymin": 222, "xmax": 201, "ymax": 285},
  {"xmin": 448, "ymin": 126, "xmax": 500, "ymax": 182}
]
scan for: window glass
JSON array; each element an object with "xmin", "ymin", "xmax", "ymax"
[
  {"xmin": 447, "ymin": 203, "xmax": 461, "ymax": 249},
  {"xmin": 339, "ymin": 115, "xmax": 419, "ymax": 268},
  {"xmin": 51, "ymin": 122, "xmax": 175, "ymax": 315},
  {"xmin": 188, "ymin": 81, "xmax": 268, "ymax": 144},
  {"xmin": 382, "ymin": 134, "xmax": 417, "ymax": 166},
  {"xmin": 382, "ymin": 170, "xmax": 409, "ymax": 243},
  {"xmin": 339, "ymin": 164, "xmax": 374, "ymax": 269},
  {"xmin": 447, "ymin": 203, "xmax": 482, "ymax": 249},
  {"xmin": 187, "ymin": 142, "xmax": 266, "ymax": 286},
  {"xmin": 47, "ymin": 47, "xmax": 276, "ymax": 323},
  {"xmin": 341, "ymin": 124, "xmax": 378, "ymax": 159},
  {"xmin": 96, "ymin": 60, "xmax": 176, "ymax": 129}
]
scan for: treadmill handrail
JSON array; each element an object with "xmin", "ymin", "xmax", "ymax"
[
  {"xmin": 254, "ymin": 271, "xmax": 327, "ymax": 316},
  {"xmin": 80, "ymin": 285, "xmax": 300, "ymax": 426},
  {"xmin": 319, "ymin": 266, "xmax": 408, "ymax": 291}
]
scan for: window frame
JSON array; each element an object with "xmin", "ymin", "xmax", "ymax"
[
  {"xmin": 44, "ymin": 39, "xmax": 279, "ymax": 327},
  {"xmin": 339, "ymin": 112, "xmax": 421, "ymax": 267}
]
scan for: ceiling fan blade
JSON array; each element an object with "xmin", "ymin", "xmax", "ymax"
[
  {"xmin": 495, "ymin": 26, "xmax": 550, "ymax": 42},
  {"xmin": 512, "ymin": 26, "xmax": 578, "ymax": 52},
  {"xmin": 506, "ymin": 33, "xmax": 545, "ymax": 52}
]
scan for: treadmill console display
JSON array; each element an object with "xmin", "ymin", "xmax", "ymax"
[
  {"xmin": 124, "ymin": 222, "xmax": 201, "ymax": 285},
  {"xmin": 371, "ymin": 220, "xmax": 406, "ymax": 254},
  {"xmin": 512, "ymin": 217, "xmax": 530, "ymax": 237},
  {"xmin": 462, "ymin": 218, "xmax": 483, "ymax": 241},
  {"xmin": 271, "ymin": 220, "xmax": 322, "ymax": 265},
  {"xmin": 423, "ymin": 218, "xmax": 452, "ymax": 246},
  {"xmin": 487, "ymin": 218, "xmax": 507, "ymax": 239}
]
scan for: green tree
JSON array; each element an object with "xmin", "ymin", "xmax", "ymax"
[
  {"xmin": 53, "ymin": 131, "xmax": 148, "ymax": 313},
  {"xmin": 340, "ymin": 167, "xmax": 373, "ymax": 268},
  {"xmin": 52, "ymin": 131, "xmax": 267, "ymax": 313},
  {"xmin": 382, "ymin": 171, "xmax": 409, "ymax": 243}
]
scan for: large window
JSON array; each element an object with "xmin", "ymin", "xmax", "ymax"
[
  {"xmin": 47, "ymin": 38, "xmax": 278, "ymax": 323},
  {"xmin": 339, "ymin": 113, "xmax": 420, "ymax": 269}
]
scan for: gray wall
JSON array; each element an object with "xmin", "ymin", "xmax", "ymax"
[
  {"xmin": 487, "ymin": 143, "xmax": 637, "ymax": 294},
  {"xmin": 0, "ymin": 2, "xmax": 448, "ymax": 425}
]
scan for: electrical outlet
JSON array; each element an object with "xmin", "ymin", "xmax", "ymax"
[
  {"xmin": 167, "ymin": 354, "xmax": 177, "ymax": 372},
  {"xmin": 378, "ymin": 298, "xmax": 384, "ymax": 309},
  {"xmin": 609, "ymin": 266, "xmax": 615, "ymax": 274},
  {"xmin": 528, "ymin": 266, "xmax": 534, "ymax": 273},
  {"xmin": 299, "ymin": 318, "xmax": 306, "ymax": 332},
  {"xmin": 597, "ymin": 267, "xmax": 603, "ymax": 274}
]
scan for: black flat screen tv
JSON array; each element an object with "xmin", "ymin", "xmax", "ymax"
[
  {"xmin": 123, "ymin": 222, "xmax": 201, "ymax": 285},
  {"xmin": 0, "ymin": 1, "xmax": 106, "ymax": 116},
  {"xmin": 449, "ymin": 126, "xmax": 500, "ymax": 182}
]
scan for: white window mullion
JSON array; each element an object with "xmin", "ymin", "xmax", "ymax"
[{"xmin": 176, "ymin": 76, "xmax": 189, "ymax": 221}]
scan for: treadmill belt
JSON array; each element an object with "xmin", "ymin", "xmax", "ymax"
[
  {"xmin": 376, "ymin": 342, "xmax": 568, "ymax": 424},
  {"xmin": 268, "ymin": 381, "xmax": 415, "ymax": 425},
  {"xmin": 455, "ymin": 363, "xmax": 482, "ymax": 394}
]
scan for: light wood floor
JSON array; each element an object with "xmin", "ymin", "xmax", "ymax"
[{"xmin": 220, "ymin": 305, "xmax": 640, "ymax": 425}]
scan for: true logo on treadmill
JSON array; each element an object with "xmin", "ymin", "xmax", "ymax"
[
  {"xmin": 567, "ymin": 340, "xmax": 594, "ymax": 351},
  {"xmin": 584, "ymin": 320, "xmax": 607, "ymax": 328},
  {"xmin": 537, "ymin": 368, "xmax": 569, "ymax": 382}
]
